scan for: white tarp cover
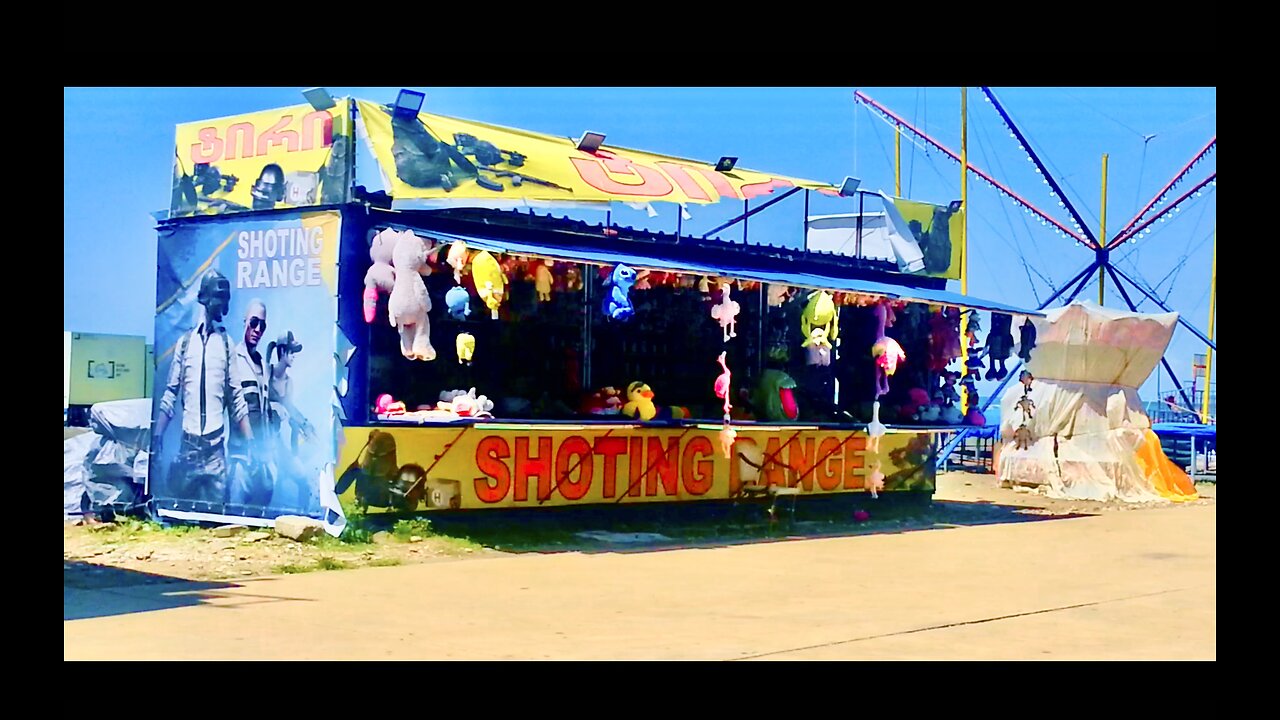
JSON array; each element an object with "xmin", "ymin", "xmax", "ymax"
[
  {"xmin": 805, "ymin": 193, "xmax": 926, "ymax": 273},
  {"xmin": 997, "ymin": 301, "xmax": 1181, "ymax": 502}
]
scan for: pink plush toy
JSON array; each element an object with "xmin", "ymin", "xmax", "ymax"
[
  {"xmin": 375, "ymin": 393, "xmax": 406, "ymax": 415},
  {"xmin": 714, "ymin": 351, "xmax": 732, "ymax": 415},
  {"xmin": 388, "ymin": 231, "xmax": 436, "ymax": 361},
  {"xmin": 870, "ymin": 300, "xmax": 905, "ymax": 398}
]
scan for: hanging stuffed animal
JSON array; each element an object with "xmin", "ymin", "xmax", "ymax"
[
  {"xmin": 363, "ymin": 228, "xmax": 399, "ymax": 324},
  {"xmin": 447, "ymin": 241, "xmax": 469, "ymax": 283},
  {"xmin": 928, "ymin": 307, "xmax": 962, "ymax": 371},
  {"xmin": 1019, "ymin": 370, "xmax": 1035, "ymax": 392},
  {"xmin": 719, "ymin": 422, "xmax": 737, "ymax": 460},
  {"xmin": 387, "ymin": 231, "xmax": 436, "ymax": 361},
  {"xmin": 633, "ymin": 269, "xmax": 652, "ymax": 291},
  {"xmin": 564, "ymin": 265, "xmax": 583, "ymax": 292},
  {"xmin": 865, "ymin": 458, "xmax": 885, "ymax": 499},
  {"xmin": 456, "ymin": 333, "xmax": 475, "ymax": 365},
  {"xmin": 1015, "ymin": 395, "xmax": 1036, "ymax": 419},
  {"xmin": 535, "ymin": 260, "xmax": 554, "ymax": 302},
  {"xmin": 767, "ymin": 283, "xmax": 791, "ymax": 308},
  {"xmin": 710, "ymin": 281, "xmax": 740, "ymax": 342},
  {"xmin": 802, "ymin": 327, "xmax": 833, "ymax": 366},
  {"xmin": 870, "ymin": 300, "xmax": 905, "ymax": 398},
  {"xmin": 445, "ymin": 285, "xmax": 471, "ymax": 321},
  {"xmin": 602, "ymin": 264, "xmax": 638, "ymax": 321},
  {"xmin": 867, "ymin": 400, "xmax": 887, "ymax": 453},
  {"xmin": 801, "ymin": 290, "xmax": 839, "ymax": 349},
  {"xmin": 1013, "ymin": 424, "xmax": 1034, "ymax": 450},
  {"xmin": 1018, "ymin": 316, "xmax": 1038, "ymax": 363},
  {"xmin": 985, "ymin": 312, "xmax": 1016, "ymax": 380},
  {"xmin": 471, "ymin": 250, "xmax": 506, "ymax": 319},
  {"xmin": 714, "ymin": 351, "xmax": 732, "ymax": 416}
]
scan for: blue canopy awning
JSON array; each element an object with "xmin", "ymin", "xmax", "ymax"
[{"xmin": 440, "ymin": 232, "xmax": 1041, "ymax": 317}]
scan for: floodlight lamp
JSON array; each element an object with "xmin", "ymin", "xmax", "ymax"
[
  {"xmin": 393, "ymin": 89, "xmax": 426, "ymax": 120},
  {"xmin": 302, "ymin": 87, "xmax": 336, "ymax": 111},
  {"xmin": 577, "ymin": 131, "xmax": 606, "ymax": 153},
  {"xmin": 838, "ymin": 176, "xmax": 862, "ymax": 197},
  {"xmin": 948, "ymin": 200, "xmax": 964, "ymax": 213},
  {"xmin": 715, "ymin": 156, "xmax": 738, "ymax": 173}
]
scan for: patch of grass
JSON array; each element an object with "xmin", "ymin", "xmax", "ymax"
[
  {"xmin": 392, "ymin": 518, "xmax": 434, "ymax": 541},
  {"xmin": 366, "ymin": 557, "xmax": 402, "ymax": 567},
  {"xmin": 274, "ymin": 563, "xmax": 314, "ymax": 574},
  {"xmin": 316, "ymin": 556, "xmax": 347, "ymax": 571}
]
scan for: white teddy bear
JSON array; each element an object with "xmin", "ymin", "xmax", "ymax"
[{"xmin": 388, "ymin": 230, "xmax": 436, "ymax": 361}]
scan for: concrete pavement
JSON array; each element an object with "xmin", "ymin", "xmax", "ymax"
[{"xmin": 64, "ymin": 503, "xmax": 1215, "ymax": 660}]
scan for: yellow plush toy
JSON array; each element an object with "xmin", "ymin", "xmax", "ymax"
[
  {"xmin": 470, "ymin": 250, "xmax": 506, "ymax": 319},
  {"xmin": 621, "ymin": 381, "xmax": 658, "ymax": 421},
  {"xmin": 456, "ymin": 333, "xmax": 475, "ymax": 365},
  {"xmin": 801, "ymin": 290, "xmax": 839, "ymax": 343}
]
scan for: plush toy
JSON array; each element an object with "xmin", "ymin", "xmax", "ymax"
[
  {"xmin": 1018, "ymin": 316, "xmax": 1038, "ymax": 363},
  {"xmin": 535, "ymin": 260, "xmax": 554, "ymax": 302},
  {"xmin": 709, "ymin": 281, "xmax": 740, "ymax": 342},
  {"xmin": 438, "ymin": 388, "xmax": 494, "ymax": 417},
  {"xmin": 767, "ymin": 283, "xmax": 792, "ymax": 308},
  {"xmin": 801, "ymin": 290, "xmax": 839, "ymax": 344},
  {"xmin": 445, "ymin": 285, "xmax": 471, "ymax": 321},
  {"xmin": 633, "ymin": 269, "xmax": 652, "ymax": 291},
  {"xmin": 1013, "ymin": 423, "xmax": 1034, "ymax": 450},
  {"xmin": 1019, "ymin": 370, "xmax": 1035, "ymax": 392},
  {"xmin": 714, "ymin": 351, "xmax": 732, "ymax": 415},
  {"xmin": 865, "ymin": 458, "xmax": 885, "ymax": 499},
  {"xmin": 602, "ymin": 264, "xmax": 638, "ymax": 321},
  {"xmin": 898, "ymin": 387, "xmax": 931, "ymax": 423},
  {"xmin": 719, "ymin": 422, "xmax": 737, "ymax": 460},
  {"xmin": 985, "ymin": 312, "xmax": 1015, "ymax": 380},
  {"xmin": 919, "ymin": 401, "xmax": 942, "ymax": 423},
  {"xmin": 870, "ymin": 300, "xmax": 905, "ymax": 398},
  {"xmin": 935, "ymin": 370, "xmax": 961, "ymax": 406},
  {"xmin": 801, "ymin": 327, "xmax": 832, "ymax": 366},
  {"xmin": 388, "ymin": 231, "xmax": 436, "ymax": 361},
  {"xmin": 940, "ymin": 404, "xmax": 964, "ymax": 424},
  {"xmin": 447, "ymin": 241, "xmax": 469, "ymax": 283},
  {"xmin": 750, "ymin": 369, "xmax": 799, "ymax": 422},
  {"xmin": 1015, "ymin": 395, "xmax": 1036, "ymax": 419},
  {"xmin": 582, "ymin": 386, "xmax": 624, "ymax": 415},
  {"xmin": 621, "ymin": 381, "xmax": 658, "ymax": 421},
  {"xmin": 866, "ymin": 400, "xmax": 887, "ymax": 453},
  {"xmin": 374, "ymin": 393, "xmax": 407, "ymax": 416},
  {"xmin": 928, "ymin": 307, "xmax": 962, "ymax": 371},
  {"xmin": 363, "ymin": 228, "xmax": 399, "ymax": 324},
  {"xmin": 564, "ymin": 266, "xmax": 583, "ymax": 292},
  {"xmin": 456, "ymin": 333, "xmax": 475, "ymax": 365},
  {"xmin": 471, "ymin": 250, "xmax": 507, "ymax": 319},
  {"xmin": 698, "ymin": 276, "xmax": 711, "ymax": 294}
]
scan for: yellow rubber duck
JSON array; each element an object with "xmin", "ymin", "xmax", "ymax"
[
  {"xmin": 471, "ymin": 250, "xmax": 506, "ymax": 319},
  {"xmin": 621, "ymin": 381, "xmax": 657, "ymax": 421}
]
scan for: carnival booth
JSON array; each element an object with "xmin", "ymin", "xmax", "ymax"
[
  {"xmin": 995, "ymin": 301, "xmax": 1198, "ymax": 503},
  {"xmin": 149, "ymin": 95, "xmax": 1040, "ymax": 534}
]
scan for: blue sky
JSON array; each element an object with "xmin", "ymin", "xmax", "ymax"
[{"xmin": 64, "ymin": 87, "xmax": 1216, "ymax": 403}]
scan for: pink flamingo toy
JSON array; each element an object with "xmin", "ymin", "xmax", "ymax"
[{"xmin": 714, "ymin": 351, "xmax": 732, "ymax": 415}]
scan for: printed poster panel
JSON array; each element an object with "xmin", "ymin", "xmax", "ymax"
[
  {"xmin": 67, "ymin": 333, "xmax": 147, "ymax": 405},
  {"xmin": 335, "ymin": 424, "xmax": 935, "ymax": 513},
  {"xmin": 894, "ymin": 198, "xmax": 965, "ymax": 280},
  {"xmin": 150, "ymin": 211, "xmax": 340, "ymax": 525},
  {"xmin": 170, "ymin": 101, "xmax": 352, "ymax": 218},
  {"xmin": 355, "ymin": 100, "xmax": 833, "ymax": 207}
]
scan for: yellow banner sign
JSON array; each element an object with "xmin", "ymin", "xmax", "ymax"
[
  {"xmin": 171, "ymin": 101, "xmax": 352, "ymax": 218},
  {"xmin": 894, "ymin": 198, "xmax": 965, "ymax": 280},
  {"xmin": 335, "ymin": 424, "xmax": 934, "ymax": 513},
  {"xmin": 356, "ymin": 100, "xmax": 834, "ymax": 206}
]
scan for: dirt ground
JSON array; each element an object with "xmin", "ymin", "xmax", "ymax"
[{"xmin": 63, "ymin": 471, "xmax": 1216, "ymax": 585}]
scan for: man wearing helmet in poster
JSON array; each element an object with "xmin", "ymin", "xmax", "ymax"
[{"xmin": 153, "ymin": 270, "xmax": 254, "ymax": 505}]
